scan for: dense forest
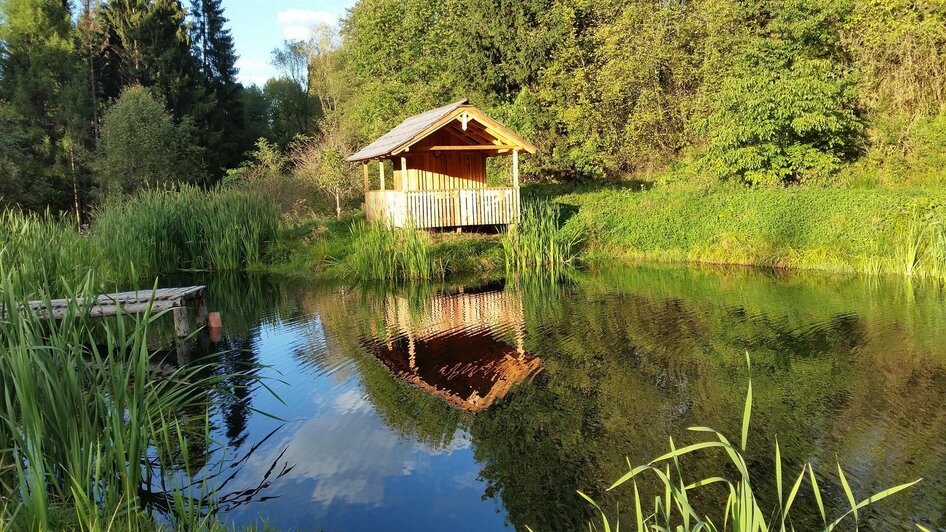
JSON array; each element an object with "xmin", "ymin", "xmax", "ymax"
[{"xmin": 2, "ymin": 0, "xmax": 945, "ymax": 218}]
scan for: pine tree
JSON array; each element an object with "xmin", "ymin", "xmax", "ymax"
[
  {"xmin": 102, "ymin": 0, "xmax": 206, "ymax": 121},
  {"xmin": 0, "ymin": 0, "xmax": 93, "ymax": 217},
  {"xmin": 190, "ymin": 0, "xmax": 244, "ymax": 174}
]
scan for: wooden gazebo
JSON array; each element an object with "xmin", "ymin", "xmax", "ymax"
[{"xmin": 347, "ymin": 100, "xmax": 537, "ymax": 229}]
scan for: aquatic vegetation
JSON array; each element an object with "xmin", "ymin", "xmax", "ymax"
[
  {"xmin": 502, "ymin": 200, "xmax": 583, "ymax": 278},
  {"xmin": 342, "ymin": 221, "xmax": 443, "ymax": 281},
  {"xmin": 580, "ymin": 354, "xmax": 921, "ymax": 531},
  {"xmin": 93, "ymin": 186, "xmax": 280, "ymax": 280},
  {"xmin": 0, "ymin": 272, "xmax": 259, "ymax": 529},
  {"xmin": 0, "ymin": 186, "xmax": 280, "ymax": 295}
]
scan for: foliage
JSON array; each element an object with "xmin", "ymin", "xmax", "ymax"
[
  {"xmin": 0, "ymin": 272, "xmax": 261, "ymax": 528},
  {"xmin": 96, "ymin": 85, "xmax": 202, "ymax": 194},
  {"xmin": 291, "ymin": 121, "xmax": 360, "ymax": 218},
  {"xmin": 191, "ymin": 0, "xmax": 245, "ymax": 172},
  {"xmin": 502, "ymin": 200, "xmax": 583, "ymax": 279},
  {"xmin": 227, "ymin": 137, "xmax": 319, "ymax": 216},
  {"xmin": 580, "ymin": 355, "xmax": 920, "ymax": 531},
  {"xmin": 699, "ymin": 1, "xmax": 863, "ymax": 186}
]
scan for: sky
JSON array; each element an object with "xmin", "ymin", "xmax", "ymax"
[{"xmin": 224, "ymin": 0, "xmax": 356, "ymax": 87}]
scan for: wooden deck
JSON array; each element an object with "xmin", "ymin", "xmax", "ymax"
[
  {"xmin": 366, "ymin": 187, "xmax": 520, "ymax": 228},
  {"xmin": 25, "ymin": 286, "xmax": 208, "ymax": 337}
]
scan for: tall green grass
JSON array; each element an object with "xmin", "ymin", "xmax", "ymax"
[
  {"xmin": 94, "ymin": 186, "xmax": 280, "ymax": 282},
  {"xmin": 0, "ymin": 271, "xmax": 255, "ymax": 529},
  {"xmin": 502, "ymin": 200, "xmax": 583, "ymax": 278},
  {"xmin": 342, "ymin": 221, "xmax": 443, "ymax": 282},
  {"xmin": 580, "ymin": 354, "xmax": 921, "ymax": 531},
  {"xmin": 0, "ymin": 186, "xmax": 280, "ymax": 296},
  {"xmin": 563, "ymin": 186, "xmax": 946, "ymax": 281}
]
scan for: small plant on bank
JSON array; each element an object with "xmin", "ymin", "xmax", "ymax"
[
  {"xmin": 502, "ymin": 200, "xmax": 583, "ymax": 279},
  {"xmin": 343, "ymin": 221, "xmax": 443, "ymax": 282},
  {"xmin": 580, "ymin": 354, "xmax": 921, "ymax": 531}
]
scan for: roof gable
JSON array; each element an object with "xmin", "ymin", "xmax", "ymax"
[{"xmin": 347, "ymin": 100, "xmax": 537, "ymax": 162}]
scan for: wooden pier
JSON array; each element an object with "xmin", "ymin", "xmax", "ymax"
[{"xmin": 26, "ymin": 286, "xmax": 209, "ymax": 338}]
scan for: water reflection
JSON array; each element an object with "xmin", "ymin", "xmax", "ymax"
[
  {"xmin": 153, "ymin": 266, "xmax": 946, "ymax": 531},
  {"xmin": 361, "ymin": 285, "xmax": 542, "ymax": 412}
]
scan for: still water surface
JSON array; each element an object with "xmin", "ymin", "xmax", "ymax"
[{"xmin": 163, "ymin": 266, "xmax": 946, "ymax": 530}]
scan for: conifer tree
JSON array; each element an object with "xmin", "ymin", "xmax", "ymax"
[
  {"xmin": 190, "ymin": 0, "xmax": 244, "ymax": 173},
  {"xmin": 0, "ymin": 0, "xmax": 92, "ymax": 215}
]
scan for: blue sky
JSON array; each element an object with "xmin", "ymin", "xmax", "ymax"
[{"xmin": 224, "ymin": 0, "xmax": 356, "ymax": 86}]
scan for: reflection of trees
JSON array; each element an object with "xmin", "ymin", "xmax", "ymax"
[{"xmin": 467, "ymin": 266, "xmax": 946, "ymax": 530}]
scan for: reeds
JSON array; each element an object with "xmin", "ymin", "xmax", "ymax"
[
  {"xmin": 0, "ymin": 271, "xmax": 255, "ymax": 529},
  {"xmin": 580, "ymin": 353, "xmax": 921, "ymax": 531},
  {"xmin": 0, "ymin": 186, "xmax": 280, "ymax": 296},
  {"xmin": 343, "ymin": 221, "xmax": 443, "ymax": 282},
  {"xmin": 93, "ymin": 186, "xmax": 280, "ymax": 282},
  {"xmin": 502, "ymin": 200, "xmax": 583, "ymax": 279}
]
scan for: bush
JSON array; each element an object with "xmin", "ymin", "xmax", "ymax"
[{"xmin": 96, "ymin": 86, "xmax": 203, "ymax": 195}]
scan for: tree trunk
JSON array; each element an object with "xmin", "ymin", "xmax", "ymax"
[{"xmin": 70, "ymin": 152, "xmax": 81, "ymax": 230}]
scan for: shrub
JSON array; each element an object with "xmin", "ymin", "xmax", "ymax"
[{"xmin": 96, "ymin": 86, "xmax": 202, "ymax": 195}]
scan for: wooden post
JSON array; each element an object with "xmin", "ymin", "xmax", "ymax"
[
  {"xmin": 173, "ymin": 307, "xmax": 190, "ymax": 338},
  {"xmin": 193, "ymin": 296, "xmax": 209, "ymax": 327},
  {"xmin": 379, "ymin": 160, "xmax": 386, "ymax": 191},
  {"xmin": 363, "ymin": 163, "xmax": 369, "ymax": 193},
  {"xmin": 512, "ymin": 149, "xmax": 520, "ymax": 189},
  {"xmin": 400, "ymin": 157, "xmax": 407, "ymax": 192}
]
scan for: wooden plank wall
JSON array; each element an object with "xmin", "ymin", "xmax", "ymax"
[
  {"xmin": 404, "ymin": 152, "xmax": 487, "ymax": 191},
  {"xmin": 365, "ymin": 190, "xmax": 406, "ymax": 227}
]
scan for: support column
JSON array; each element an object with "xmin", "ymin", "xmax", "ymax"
[
  {"xmin": 512, "ymin": 149, "xmax": 520, "ymax": 189},
  {"xmin": 379, "ymin": 160, "xmax": 386, "ymax": 191},
  {"xmin": 194, "ymin": 296, "xmax": 209, "ymax": 327},
  {"xmin": 400, "ymin": 157, "xmax": 407, "ymax": 191},
  {"xmin": 363, "ymin": 163, "xmax": 369, "ymax": 193},
  {"xmin": 173, "ymin": 307, "xmax": 190, "ymax": 338}
]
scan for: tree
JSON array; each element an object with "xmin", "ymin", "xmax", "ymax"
[
  {"xmin": 102, "ymin": 0, "xmax": 210, "ymax": 131},
  {"xmin": 0, "ymin": 0, "xmax": 93, "ymax": 216},
  {"xmin": 700, "ymin": 0, "xmax": 862, "ymax": 186},
  {"xmin": 271, "ymin": 39, "xmax": 317, "ymax": 137},
  {"xmin": 0, "ymin": 102, "xmax": 28, "ymax": 209},
  {"xmin": 291, "ymin": 120, "xmax": 359, "ymax": 218},
  {"xmin": 190, "ymin": 0, "xmax": 245, "ymax": 173},
  {"xmin": 96, "ymin": 85, "xmax": 201, "ymax": 194},
  {"xmin": 263, "ymin": 77, "xmax": 311, "ymax": 146}
]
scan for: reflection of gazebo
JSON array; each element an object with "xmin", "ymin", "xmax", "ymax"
[{"xmin": 362, "ymin": 286, "xmax": 541, "ymax": 412}]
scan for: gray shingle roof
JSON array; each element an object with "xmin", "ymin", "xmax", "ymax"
[{"xmin": 347, "ymin": 100, "xmax": 468, "ymax": 162}]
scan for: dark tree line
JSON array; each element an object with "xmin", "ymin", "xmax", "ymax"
[{"xmin": 0, "ymin": 0, "xmax": 259, "ymax": 217}]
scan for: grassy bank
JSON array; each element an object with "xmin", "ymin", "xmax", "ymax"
[{"xmin": 556, "ymin": 185, "xmax": 946, "ymax": 280}]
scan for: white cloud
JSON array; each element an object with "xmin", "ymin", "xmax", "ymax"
[
  {"xmin": 235, "ymin": 56, "xmax": 274, "ymax": 87},
  {"xmin": 276, "ymin": 9, "xmax": 338, "ymax": 41}
]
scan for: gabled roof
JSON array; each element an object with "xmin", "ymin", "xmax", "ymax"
[{"xmin": 347, "ymin": 100, "xmax": 538, "ymax": 162}]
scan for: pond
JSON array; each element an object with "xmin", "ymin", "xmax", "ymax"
[{"xmin": 160, "ymin": 265, "xmax": 946, "ymax": 531}]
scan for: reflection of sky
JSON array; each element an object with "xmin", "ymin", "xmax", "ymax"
[{"xmin": 209, "ymin": 316, "xmax": 508, "ymax": 531}]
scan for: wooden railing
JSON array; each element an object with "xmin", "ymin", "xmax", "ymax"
[{"xmin": 365, "ymin": 188, "xmax": 520, "ymax": 228}]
